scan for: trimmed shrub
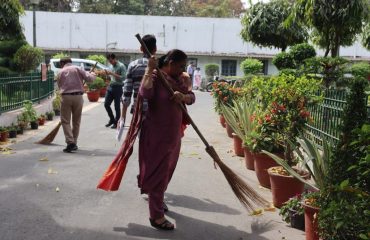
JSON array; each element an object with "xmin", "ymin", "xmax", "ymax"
[
  {"xmin": 350, "ymin": 62, "xmax": 370, "ymax": 79},
  {"xmin": 290, "ymin": 43, "xmax": 316, "ymax": 65},
  {"xmin": 0, "ymin": 39, "xmax": 27, "ymax": 57},
  {"xmin": 240, "ymin": 58, "xmax": 263, "ymax": 75},
  {"xmin": 205, "ymin": 63, "xmax": 219, "ymax": 78},
  {"xmin": 13, "ymin": 45, "xmax": 44, "ymax": 72},
  {"xmin": 272, "ymin": 52, "xmax": 295, "ymax": 70},
  {"xmin": 86, "ymin": 55, "xmax": 106, "ymax": 65}
]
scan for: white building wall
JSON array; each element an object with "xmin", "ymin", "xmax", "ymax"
[{"xmin": 20, "ymin": 11, "xmax": 370, "ymax": 77}]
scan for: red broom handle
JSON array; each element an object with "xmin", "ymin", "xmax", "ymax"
[{"xmin": 135, "ymin": 34, "xmax": 211, "ymax": 149}]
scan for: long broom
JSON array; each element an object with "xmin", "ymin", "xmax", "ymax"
[
  {"xmin": 98, "ymin": 34, "xmax": 269, "ymax": 211},
  {"xmin": 37, "ymin": 62, "xmax": 98, "ymax": 145}
]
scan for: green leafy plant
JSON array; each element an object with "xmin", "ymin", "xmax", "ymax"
[
  {"xmin": 46, "ymin": 111, "xmax": 55, "ymax": 118},
  {"xmin": 87, "ymin": 77, "xmax": 105, "ymax": 91},
  {"xmin": 263, "ymin": 134, "xmax": 332, "ymax": 191},
  {"xmin": 220, "ymin": 98, "xmax": 257, "ymax": 148},
  {"xmin": 205, "ymin": 63, "xmax": 219, "ymax": 81},
  {"xmin": 290, "ymin": 43, "xmax": 316, "ymax": 66},
  {"xmin": 21, "ymin": 100, "xmax": 38, "ymax": 123},
  {"xmin": 349, "ymin": 62, "xmax": 370, "ymax": 80},
  {"xmin": 13, "ymin": 44, "xmax": 44, "ymax": 72},
  {"xmin": 52, "ymin": 91, "xmax": 61, "ymax": 110},
  {"xmin": 280, "ymin": 194, "xmax": 305, "ymax": 223},
  {"xmin": 240, "ymin": 58, "xmax": 263, "ymax": 76},
  {"xmin": 272, "ymin": 52, "xmax": 295, "ymax": 70},
  {"xmin": 86, "ymin": 55, "xmax": 106, "ymax": 65},
  {"xmin": 52, "ymin": 52, "xmax": 69, "ymax": 59}
]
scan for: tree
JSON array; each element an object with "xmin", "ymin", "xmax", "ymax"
[
  {"xmin": 13, "ymin": 44, "xmax": 44, "ymax": 72},
  {"xmin": 287, "ymin": 0, "xmax": 369, "ymax": 57},
  {"xmin": 362, "ymin": 22, "xmax": 370, "ymax": 50},
  {"xmin": 241, "ymin": 0, "xmax": 307, "ymax": 51},
  {"xmin": 0, "ymin": 0, "xmax": 25, "ymax": 40}
]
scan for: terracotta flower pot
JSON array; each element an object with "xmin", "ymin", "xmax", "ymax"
[
  {"xmin": 225, "ymin": 122, "xmax": 234, "ymax": 138},
  {"xmin": 0, "ymin": 131, "xmax": 9, "ymax": 142},
  {"xmin": 303, "ymin": 203, "xmax": 320, "ymax": 240},
  {"xmin": 243, "ymin": 147, "xmax": 254, "ymax": 170},
  {"xmin": 253, "ymin": 152, "xmax": 283, "ymax": 188},
  {"xmin": 219, "ymin": 115, "xmax": 226, "ymax": 128},
  {"xmin": 100, "ymin": 87, "xmax": 107, "ymax": 97},
  {"xmin": 38, "ymin": 118, "xmax": 45, "ymax": 126},
  {"xmin": 268, "ymin": 166, "xmax": 309, "ymax": 208},
  {"xmin": 232, "ymin": 134, "xmax": 244, "ymax": 157},
  {"xmin": 87, "ymin": 90, "xmax": 100, "ymax": 102}
]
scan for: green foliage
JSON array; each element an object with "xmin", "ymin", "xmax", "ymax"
[
  {"xmin": 289, "ymin": 43, "xmax": 316, "ymax": 66},
  {"xmin": 302, "ymin": 57, "xmax": 348, "ymax": 88},
  {"xmin": 349, "ymin": 62, "xmax": 370, "ymax": 80},
  {"xmin": 241, "ymin": 0, "xmax": 307, "ymax": 51},
  {"xmin": 0, "ymin": 67, "xmax": 14, "ymax": 74},
  {"xmin": 0, "ymin": 0, "xmax": 25, "ymax": 40},
  {"xmin": 86, "ymin": 55, "xmax": 106, "ymax": 65},
  {"xmin": 52, "ymin": 91, "xmax": 61, "ymax": 110},
  {"xmin": 13, "ymin": 45, "xmax": 44, "ymax": 72},
  {"xmin": 87, "ymin": 77, "xmax": 105, "ymax": 90},
  {"xmin": 240, "ymin": 58, "xmax": 263, "ymax": 76},
  {"xmin": 21, "ymin": 100, "xmax": 38, "ymax": 123},
  {"xmin": 205, "ymin": 63, "xmax": 220, "ymax": 77},
  {"xmin": 0, "ymin": 39, "xmax": 27, "ymax": 57},
  {"xmin": 362, "ymin": 22, "xmax": 370, "ymax": 50},
  {"xmin": 288, "ymin": 0, "xmax": 369, "ymax": 57},
  {"xmin": 272, "ymin": 52, "xmax": 295, "ymax": 70},
  {"xmin": 52, "ymin": 52, "xmax": 69, "ymax": 59},
  {"xmin": 279, "ymin": 194, "xmax": 304, "ymax": 224},
  {"xmin": 318, "ymin": 78, "xmax": 369, "ymax": 240}
]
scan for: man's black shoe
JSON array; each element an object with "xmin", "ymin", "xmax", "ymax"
[
  {"xmin": 71, "ymin": 144, "xmax": 78, "ymax": 151},
  {"xmin": 105, "ymin": 120, "xmax": 114, "ymax": 127},
  {"xmin": 111, "ymin": 123, "xmax": 117, "ymax": 129},
  {"xmin": 63, "ymin": 144, "xmax": 75, "ymax": 153}
]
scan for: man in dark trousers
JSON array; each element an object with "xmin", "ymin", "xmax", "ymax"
[
  {"xmin": 105, "ymin": 53, "xmax": 127, "ymax": 129},
  {"xmin": 56, "ymin": 57, "xmax": 96, "ymax": 153},
  {"xmin": 121, "ymin": 35, "xmax": 157, "ymax": 121}
]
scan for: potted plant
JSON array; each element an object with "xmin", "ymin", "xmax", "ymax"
[
  {"xmin": 21, "ymin": 100, "xmax": 38, "ymax": 130},
  {"xmin": 16, "ymin": 125, "xmax": 24, "ymax": 135},
  {"xmin": 220, "ymin": 98, "xmax": 257, "ymax": 161},
  {"xmin": 280, "ymin": 194, "xmax": 305, "ymax": 231},
  {"xmin": 30, "ymin": 115, "xmax": 39, "ymax": 130},
  {"xmin": 38, "ymin": 114, "xmax": 46, "ymax": 125},
  {"xmin": 87, "ymin": 77, "xmax": 105, "ymax": 102},
  {"xmin": 8, "ymin": 125, "xmax": 17, "ymax": 138},
  {"xmin": 17, "ymin": 114, "xmax": 28, "ymax": 132},
  {"xmin": 264, "ymin": 134, "xmax": 332, "ymax": 240},
  {"xmin": 0, "ymin": 127, "xmax": 9, "ymax": 142},
  {"xmin": 53, "ymin": 91, "xmax": 61, "ymax": 116},
  {"xmin": 46, "ymin": 111, "xmax": 55, "ymax": 121}
]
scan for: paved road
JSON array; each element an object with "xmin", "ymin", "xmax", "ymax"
[{"xmin": 0, "ymin": 92, "xmax": 305, "ymax": 240}]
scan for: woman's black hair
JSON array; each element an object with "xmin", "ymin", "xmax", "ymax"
[{"xmin": 158, "ymin": 49, "xmax": 187, "ymax": 68}]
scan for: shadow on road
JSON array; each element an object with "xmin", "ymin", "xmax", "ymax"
[
  {"xmin": 164, "ymin": 193, "xmax": 241, "ymax": 215},
  {"xmin": 114, "ymin": 211, "xmax": 274, "ymax": 240}
]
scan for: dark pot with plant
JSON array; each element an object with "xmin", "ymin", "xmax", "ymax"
[
  {"xmin": 46, "ymin": 111, "xmax": 55, "ymax": 121},
  {"xmin": 280, "ymin": 194, "xmax": 305, "ymax": 231},
  {"xmin": 16, "ymin": 126, "xmax": 24, "ymax": 135},
  {"xmin": 8, "ymin": 126, "xmax": 17, "ymax": 138},
  {"xmin": 30, "ymin": 115, "xmax": 39, "ymax": 130},
  {"xmin": 0, "ymin": 127, "xmax": 9, "ymax": 142},
  {"xmin": 21, "ymin": 100, "xmax": 38, "ymax": 130}
]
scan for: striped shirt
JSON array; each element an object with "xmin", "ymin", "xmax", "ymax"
[{"xmin": 122, "ymin": 57, "xmax": 148, "ymax": 113}]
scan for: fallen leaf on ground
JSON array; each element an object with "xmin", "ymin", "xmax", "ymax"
[
  {"xmin": 39, "ymin": 157, "xmax": 48, "ymax": 162},
  {"xmin": 249, "ymin": 209, "xmax": 263, "ymax": 216},
  {"xmin": 48, "ymin": 168, "xmax": 58, "ymax": 174},
  {"xmin": 56, "ymin": 187, "xmax": 60, "ymax": 192},
  {"xmin": 189, "ymin": 153, "xmax": 198, "ymax": 156},
  {"xmin": 264, "ymin": 204, "xmax": 276, "ymax": 212}
]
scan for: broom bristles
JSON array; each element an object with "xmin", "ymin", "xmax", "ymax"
[
  {"xmin": 206, "ymin": 146, "xmax": 269, "ymax": 212},
  {"xmin": 37, "ymin": 122, "xmax": 62, "ymax": 144}
]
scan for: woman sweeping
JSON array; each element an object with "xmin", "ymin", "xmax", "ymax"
[{"xmin": 138, "ymin": 49, "xmax": 195, "ymax": 230}]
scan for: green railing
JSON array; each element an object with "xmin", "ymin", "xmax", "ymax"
[
  {"xmin": 305, "ymin": 89, "xmax": 370, "ymax": 146},
  {"xmin": 0, "ymin": 71, "xmax": 54, "ymax": 114}
]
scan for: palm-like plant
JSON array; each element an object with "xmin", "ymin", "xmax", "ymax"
[
  {"xmin": 220, "ymin": 98, "xmax": 257, "ymax": 147},
  {"xmin": 262, "ymin": 134, "xmax": 332, "ymax": 191}
]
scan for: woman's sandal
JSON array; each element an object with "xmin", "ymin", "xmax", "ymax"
[{"xmin": 149, "ymin": 218, "xmax": 175, "ymax": 230}]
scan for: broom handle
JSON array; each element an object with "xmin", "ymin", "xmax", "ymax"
[{"xmin": 135, "ymin": 34, "xmax": 211, "ymax": 149}]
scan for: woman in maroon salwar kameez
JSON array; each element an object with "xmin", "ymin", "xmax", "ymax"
[{"xmin": 138, "ymin": 49, "xmax": 195, "ymax": 230}]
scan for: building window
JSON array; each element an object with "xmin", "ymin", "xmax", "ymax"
[{"xmin": 221, "ymin": 60, "xmax": 237, "ymax": 76}]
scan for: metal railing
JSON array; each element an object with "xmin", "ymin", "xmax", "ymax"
[
  {"xmin": 0, "ymin": 71, "xmax": 54, "ymax": 114},
  {"xmin": 305, "ymin": 89, "xmax": 370, "ymax": 146}
]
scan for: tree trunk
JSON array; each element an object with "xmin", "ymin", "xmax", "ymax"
[
  {"xmin": 324, "ymin": 45, "xmax": 330, "ymax": 57},
  {"xmin": 331, "ymin": 34, "xmax": 340, "ymax": 57}
]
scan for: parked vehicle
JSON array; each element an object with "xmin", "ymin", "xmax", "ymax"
[{"xmin": 48, "ymin": 58, "xmax": 109, "ymax": 76}]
